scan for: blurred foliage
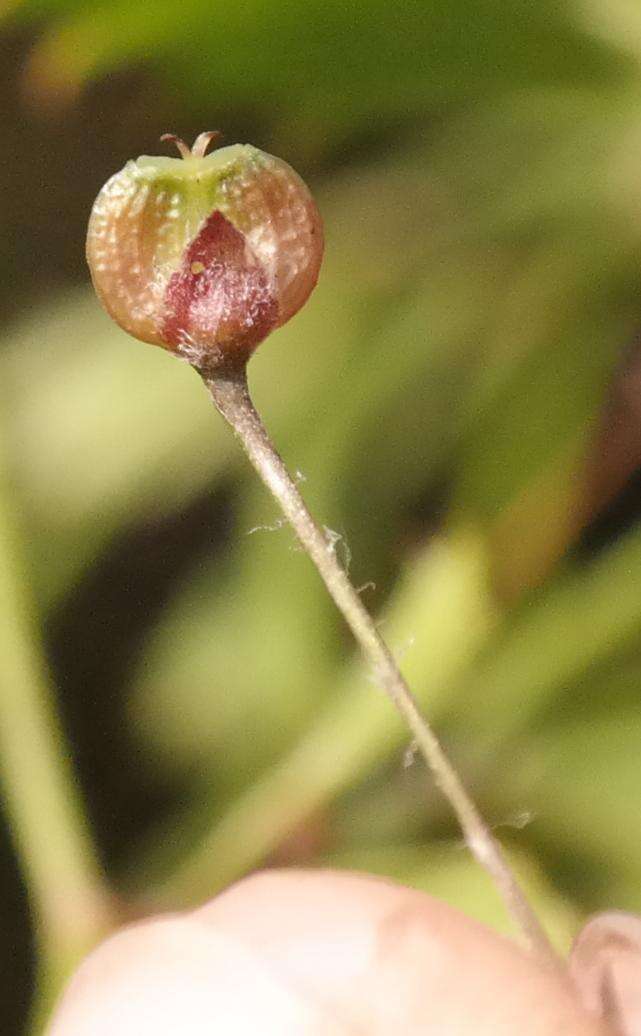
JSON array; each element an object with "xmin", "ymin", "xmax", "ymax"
[{"xmin": 3, "ymin": 0, "xmax": 641, "ymax": 1030}]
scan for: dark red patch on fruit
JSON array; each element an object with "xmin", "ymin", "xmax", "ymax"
[{"xmin": 163, "ymin": 210, "xmax": 278, "ymax": 355}]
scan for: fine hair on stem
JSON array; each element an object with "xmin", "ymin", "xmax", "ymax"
[{"xmin": 197, "ymin": 357, "xmax": 559, "ymax": 969}]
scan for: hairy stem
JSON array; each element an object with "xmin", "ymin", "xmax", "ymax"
[{"xmin": 200, "ymin": 362, "xmax": 558, "ymax": 967}]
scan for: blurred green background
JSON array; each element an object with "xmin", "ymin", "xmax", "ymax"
[{"xmin": 2, "ymin": 0, "xmax": 641, "ymax": 1030}]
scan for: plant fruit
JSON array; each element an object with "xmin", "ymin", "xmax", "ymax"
[{"xmin": 87, "ymin": 132, "xmax": 324, "ymax": 369}]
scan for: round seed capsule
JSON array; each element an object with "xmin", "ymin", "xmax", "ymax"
[{"xmin": 86, "ymin": 133, "xmax": 324, "ymax": 368}]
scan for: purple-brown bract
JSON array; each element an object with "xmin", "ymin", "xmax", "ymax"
[
  {"xmin": 86, "ymin": 134, "xmax": 324, "ymax": 368},
  {"xmin": 162, "ymin": 210, "xmax": 278, "ymax": 353}
]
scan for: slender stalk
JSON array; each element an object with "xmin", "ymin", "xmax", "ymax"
[
  {"xmin": 200, "ymin": 361, "xmax": 558, "ymax": 967},
  {"xmin": 0, "ymin": 450, "xmax": 115, "ymax": 1013}
]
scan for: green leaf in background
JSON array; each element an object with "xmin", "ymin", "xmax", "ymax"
[
  {"xmin": 5, "ymin": 0, "xmax": 629, "ymax": 154},
  {"xmin": 512, "ymin": 702, "xmax": 641, "ymax": 913},
  {"xmin": 449, "ymin": 520, "xmax": 641, "ymax": 752},
  {"xmin": 128, "ymin": 529, "xmax": 496, "ymax": 904},
  {"xmin": 0, "ymin": 291, "xmax": 235, "ymax": 604},
  {"xmin": 4, "ymin": 0, "xmax": 641, "ymax": 1028}
]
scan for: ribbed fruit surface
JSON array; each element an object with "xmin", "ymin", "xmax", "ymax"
[{"xmin": 87, "ymin": 144, "xmax": 323, "ymax": 365}]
